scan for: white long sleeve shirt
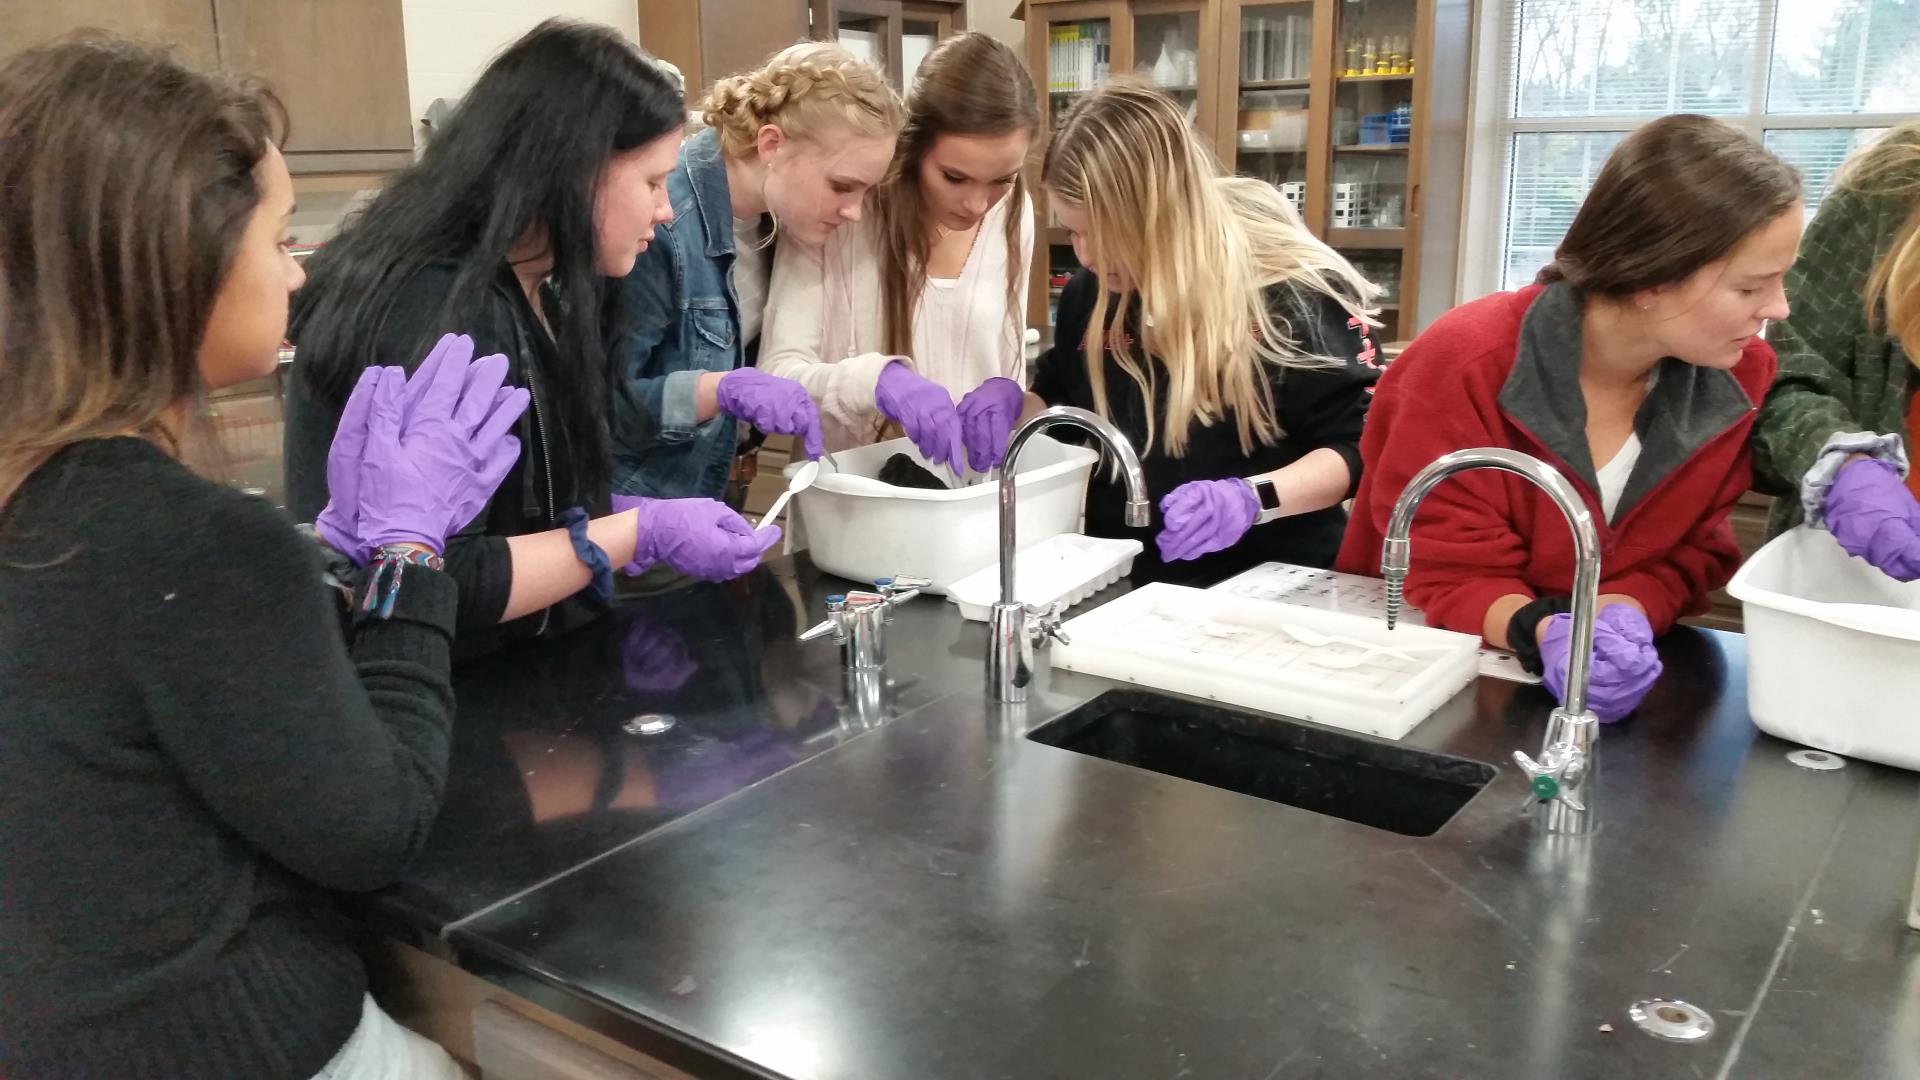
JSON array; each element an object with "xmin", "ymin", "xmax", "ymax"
[{"xmin": 759, "ymin": 192, "xmax": 1034, "ymax": 452}]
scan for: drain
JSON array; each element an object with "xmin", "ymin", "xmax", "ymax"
[
  {"xmin": 623, "ymin": 713, "xmax": 678, "ymax": 736},
  {"xmin": 1628, "ymin": 999, "xmax": 1715, "ymax": 1043},
  {"xmin": 1787, "ymin": 749, "xmax": 1846, "ymax": 771}
]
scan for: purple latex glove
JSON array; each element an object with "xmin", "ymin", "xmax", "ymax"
[
  {"xmin": 621, "ymin": 617, "xmax": 699, "ymax": 694},
  {"xmin": 1823, "ymin": 458, "xmax": 1920, "ymax": 582},
  {"xmin": 611, "ymin": 494, "xmax": 781, "ymax": 582},
  {"xmin": 1540, "ymin": 605, "xmax": 1663, "ymax": 723},
  {"xmin": 874, "ymin": 361, "xmax": 965, "ymax": 471},
  {"xmin": 1156, "ymin": 478, "xmax": 1259, "ymax": 563},
  {"xmin": 314, "ymin": 366, "xmax": 385, "ymax": 564},
  {"xmin": 956, "ymin": 377, "xmax": 1025, "ymax": 473},
  {"xmin": 717, "ymin": 368, "xmax": 824, "ymax": 460},
  {"xmin": 356, "ymin": 335, "xmax": 530, "ymax": 554}
]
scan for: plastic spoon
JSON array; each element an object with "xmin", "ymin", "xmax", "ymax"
[{"xmin": 758, "ymin": 459, "xmax": 820, "ymax": 530}]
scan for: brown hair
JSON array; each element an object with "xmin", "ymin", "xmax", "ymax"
[
  {"xmin": 701, "ymin": 41, "xmax": 902, "ymax": 160},
  {"xmin": 1539, "ymin": 115, "xmax": 1802, "ymax": 297},
  {"xmin": 1835, "ymin": 122, "xmax": 1920, "ymax": 359},
  {"xmin": 873, "ymin": 32, "xmax": 1041, "ymax": 357},
  {"xmin": 0, "ymin": 36, "xmax": 285, "ymax": 515}
]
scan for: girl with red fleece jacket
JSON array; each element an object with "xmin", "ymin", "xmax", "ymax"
[{"xmin": 1339, "ymin": 116, "xmax": 1801, "ymax": 721}]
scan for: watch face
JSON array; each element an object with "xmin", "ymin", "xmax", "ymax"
[{"xmin": 1256, "ymin": 479, "xmax": 1283, "ymax": 512}]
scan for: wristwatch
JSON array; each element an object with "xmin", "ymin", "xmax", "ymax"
[{"xmin": 1251, "ymin": 477, "xmax": 1284, "ymax": 524}]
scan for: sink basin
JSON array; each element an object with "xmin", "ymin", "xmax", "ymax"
[{"xmin": 1027, "ymin": 690, "xmax": 1496, "ymax": 837}]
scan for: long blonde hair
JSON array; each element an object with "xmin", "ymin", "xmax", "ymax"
[
  {"xmin": 872, "ymin": 32, "xmax": 1040, "ymax": 357},
  {"xmin": 1042, "ymin": 81, "xmax": 1379, "ymax": 457},
  {"xmin": 701, "ymin": 42, "xmax": 903, "ymax": 162},
  {"xmin": 1840, "ymin": 122, "xmax": 1920, "ymax": 363}
]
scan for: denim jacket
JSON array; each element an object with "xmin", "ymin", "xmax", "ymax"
[{"xmin": 608, "ymin": 128, "xmax": 755, "ymax": 499}]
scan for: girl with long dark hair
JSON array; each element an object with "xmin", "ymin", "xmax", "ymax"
[{"xmin": 287, "ymin": 20, "xmax": 777, "ymax": 656}]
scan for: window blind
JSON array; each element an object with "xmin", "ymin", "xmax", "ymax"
[
  {"xmin": 1491, "ymin": 0, "xmax": 1920, "ymax": 289},
  {"xmin": 1506, "ymin": 0, "xmax": 1762, "ymax": 119}
]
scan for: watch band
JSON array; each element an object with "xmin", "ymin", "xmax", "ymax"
[{"xmin": 1251, "ymin": 477, "xmax": 1284, "ymax": 525}]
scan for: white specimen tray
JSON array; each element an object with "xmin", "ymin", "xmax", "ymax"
[
  {"xmin": 1212, "ymin": 562, "xmax": 1540, "ymax": 684},
  {"xmin": 1051, "ymin": 583, "xmax": 1482, "ymax": 740},
  {"xmin": 946, "ymin": 534, "xmax": 1143, "ymax": 622}
]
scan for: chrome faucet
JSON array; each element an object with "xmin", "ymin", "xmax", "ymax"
[
  {"xmin": 990, "ymin": 406, "xmax": 1151, "ymax": 703},
  {"xmin": 800, "ymin": 584, "xmax": 922, "ymax": 671},
  {"xmin": 1379, "ymin": 448, "xmax": 1602, "ymax": 835}
]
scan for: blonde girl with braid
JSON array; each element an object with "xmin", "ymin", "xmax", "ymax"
[
  {"xmin": 759, "ymin": 32, "xmax": 1042, "ymax": 471},
  {"xmin": 609, "ymin": 42, "xmax": 904, "ymax": 503}
]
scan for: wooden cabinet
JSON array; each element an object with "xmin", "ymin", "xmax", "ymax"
[
  {"xmin": 212, "ymin": 0, "xmax": 413, "ymax": 173},
  {"xmin": 1, "ymin": 0, "xmax": 219, "ymax": 69},
  {"xmin": 2, "ymin": 0, "xmax": 414, "ymax": 175},
  {"xmin": 812, "ymin": 0, "xmax": 968, "ymax": 86},
  {"xmin": 1021, "ymin": 0, "xmax": 1462, "ymax": 346},
  {"xmin": 639, "ymin": 0, "xmax": 810, "ymax": 97}
]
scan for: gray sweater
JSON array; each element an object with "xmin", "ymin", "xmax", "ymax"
[{"xmin": 0, "ymin": 437, "xmax": 457, "ymax": 1078}]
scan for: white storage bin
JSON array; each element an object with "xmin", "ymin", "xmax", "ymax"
[
  {"xmin": 946, "ymin": 533, "xmax": 1143, "ymax": 621},
  {"xmin": 1726, "ymin": 526, "xmax": 1920, "ymax": 770},
  {"xmin": 786, "ymin": 435, "xmax": 1099, "ymax": 594}
]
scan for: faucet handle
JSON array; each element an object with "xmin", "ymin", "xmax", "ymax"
[
  {"xmin": 799, "ymin": 594, "xmax": 850, "ymax": 644},
  {"xmin": 1511, "ymin": 747, "xmax": 1588, "ymax": 813},
  {"xmin": 1027, "ymin": 603, "xmax": 1071, "ymax": 647}
]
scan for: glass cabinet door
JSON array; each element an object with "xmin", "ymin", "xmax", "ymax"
[
  {"xmin": 835, "ymin": 10, "xmax": 893, "ymax": 78},
  {"xmin": 1331, "ymin": 0, "xmax": 1417, "ymax": 338},
  {"xmin": 1133, "ymin": 4, "xmax": 1209, "ymax": 131},
  {"xmin": 1229, "ymin": 3, "xmax": 1314, "ymax": 218},
  {"xmin": 1035, "ymin": 8, "xmax": 1119, "ymax": 337}
]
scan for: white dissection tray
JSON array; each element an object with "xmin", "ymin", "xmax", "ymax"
[
  {"xmin": 1051, "ymin": 583, "xmax": 1482, "ymax": 740},
  {"xmin": 946, "ymin": 534, "xmax": 1143, "ymax": 622},
  {"xmin": 1212, "ymin": 561, "xmax": 1540, "ymax": 684}
]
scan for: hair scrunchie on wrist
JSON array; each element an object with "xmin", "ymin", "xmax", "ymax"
[{"xmin": 559, "ymin": 507, "xmax": 614, "ymax": 602}]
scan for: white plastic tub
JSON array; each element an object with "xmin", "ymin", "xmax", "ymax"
[
  {"xmin": 1726, "ymin": 526, "xmax": 1920, "ymax": 770},
  {"xmin": 946, "ymin": 533, "xmax": 1143, "ymax": 621},
  {"xmin": 785, "ymin": 435, "xmax": 1099, "ymax": 594}
]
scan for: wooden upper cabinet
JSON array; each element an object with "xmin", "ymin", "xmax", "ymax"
[
  {"xmin": 701, "ymin": 0, "xmax": 809, "ymax": 90},
  {"xmin": 1, "ymin": 0, "xmax": 219, "ymax": 70},
  {"xmin": 212, "ymin": 0, "xmax": 414, "ymax": 171},
  {"xmin": 638, "ymin": 0, "xmax": 810, "ymax": 98}
]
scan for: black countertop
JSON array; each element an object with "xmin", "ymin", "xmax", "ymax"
[{"xmin": 379, "ymin": 557, "xmax": 1920, "ymax": 1079}]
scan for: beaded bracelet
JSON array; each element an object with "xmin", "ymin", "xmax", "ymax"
[
  {"xmin": 359, "ymin": 545, "xmax": 445, "ymax": 620},
  {"xmin": 559, "ymin": 507, "xmax": 614, "ymax": 602}
]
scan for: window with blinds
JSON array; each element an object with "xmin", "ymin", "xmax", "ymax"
[{"xmin": 1491, "ymin": 0, "xmax": 1920, "ymax": 290}]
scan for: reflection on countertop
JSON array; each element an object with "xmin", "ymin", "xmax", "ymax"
[{"xmin": 370, "ymin": 556, "xmax": 1920, "ymax": 1080}]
